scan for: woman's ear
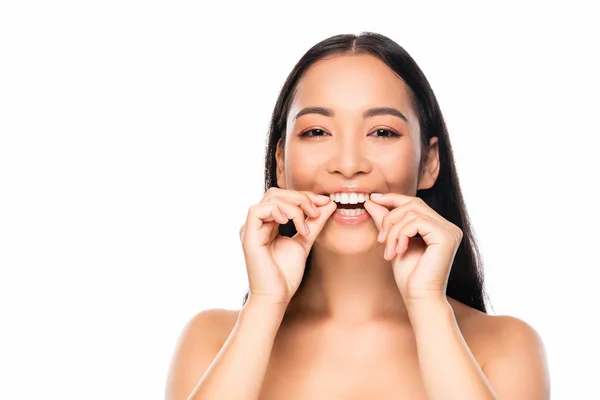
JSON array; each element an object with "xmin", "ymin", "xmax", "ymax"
[
  {"xmin": 417, "ymin": 137, "xmax": 440, "ymax": 190},
  {"xmin": 275, "ymin": 139, "xmax": 287, "ymax": 189}
]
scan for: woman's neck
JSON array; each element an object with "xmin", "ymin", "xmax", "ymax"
[{"xmin": 286, "ymin": 245, "xmax": 410, "ymax": 325}]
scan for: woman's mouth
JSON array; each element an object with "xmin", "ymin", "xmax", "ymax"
[{"xmin": 327, "ymin": 192, "xmax": 371, "ymax": 222}]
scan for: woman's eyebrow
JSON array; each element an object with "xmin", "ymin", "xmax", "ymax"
[{"xmin": 293, "ymin": 106, "xmax": 408, "ymax": 122}]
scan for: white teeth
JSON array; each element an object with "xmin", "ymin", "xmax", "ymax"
[
  {"xmin": 340, "ymin": 193, "xmax": 349, "ymax": 204},
  {"xmin": 349, "ymin": 193, "xmax": 358, "ymax": 204},
  {"xmin": 328, "ymin": 192, "xmax": 370, "ymax": 204},
  {"xmin": 335, "ymin": 208, "xmax": 367, "ymax": 217}
]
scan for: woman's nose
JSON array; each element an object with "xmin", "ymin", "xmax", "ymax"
[{"xmin": 326, "ymin": 135, "xmax": 373, "ymax": 178}]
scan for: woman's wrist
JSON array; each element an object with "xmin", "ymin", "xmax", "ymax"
[
  {"xmin": 406, "ymin": 296, "xmax": 453, "ymax": 328},
  {"xmin": 246, "ymin": 293, "xmax": 290, "ymax": 309},
  {"xmin": 241, "ymin": 294, "xmax": 289, "ymax": 324}
]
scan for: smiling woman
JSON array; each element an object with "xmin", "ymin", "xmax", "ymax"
[{"xmin": 165, "ymin": 32, "xmax": 550, "ymax": 400}]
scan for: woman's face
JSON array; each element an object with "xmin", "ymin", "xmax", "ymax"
[{"xmin": 276, "ymin": 54, "xmax": 439, "ymax": 255}]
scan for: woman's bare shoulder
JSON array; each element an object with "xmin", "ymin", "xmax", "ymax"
[
  {"xmin": 451, "ymin": 299, "xmax": 532, "ymax": 339},
  {"xmin": 450, "ymin": 299, "xmax": 547, "ymax": 371},
  {"xmin": 454, "ymin": 301, "xmax": 549, "ymax": 396},
  {"xmin": 165, "ymin": 308, "xmax": 242, "ymax": 400},
  {"xmin": 187, "ymin": 307, "xmax": 241, "ymax": 347},
  {"xmin": 453, "ymin": 299, "xmax": 542, "ymax": 341}
]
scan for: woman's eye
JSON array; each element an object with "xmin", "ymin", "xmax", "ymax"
[
  {"xmin": 299, "ymin": 129, "xmax": 329, "ymax": 138},
  {"xmin": 370, "ymin": 128, "xmax": 401, "ymax": 138},
  {"xmin": 299, "ymin": 128, "xmax": 400, "ymax": 138}
]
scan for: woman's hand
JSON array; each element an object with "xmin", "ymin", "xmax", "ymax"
[
  {"xmin": 239, "ymin": 188, "xmax": 337, "ymax": 305},
  {"xmin": 364, "ymin": 193, "xmax": 463, "ymax": 304}
]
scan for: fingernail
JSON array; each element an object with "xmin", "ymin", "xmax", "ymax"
[
  {"xmin": 384, "ymin": 247, "xmax": 389, "ymax": 259},
  {"xmin": 318, "ymin": 195, "xmax": 330, "ymax": 201},
  {"xmin": 371, "ymin": 193, "xmax": 383, "ymax": 197},
  {"xmin": 377, "ymin": 230, "xmax": 385, "ymax": 242}
]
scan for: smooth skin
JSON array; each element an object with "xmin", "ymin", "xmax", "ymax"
[{"xmin": 165, "ymin": 54, "xmax": 550, "ymax": 400}]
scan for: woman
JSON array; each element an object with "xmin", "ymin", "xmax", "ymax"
[{"xmin": 166, "ymin": 32, "xmax": 550, "ymax": 399}]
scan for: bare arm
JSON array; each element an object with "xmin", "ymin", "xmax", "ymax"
[
  {"xmin": 407, "ymin": 297, "xmax": 549, "ymax": 399},
  {"xmin": 165, "ymin": 297, "xmax": 287, "ymax": 400},
  {"xmin": 165, "ymin": 189, "xmax": 333, "ymax": 399}
]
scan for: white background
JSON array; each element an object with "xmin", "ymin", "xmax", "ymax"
[{"xmin": 1, "ymin": 1, "xmax": 598, "ymax": 399}]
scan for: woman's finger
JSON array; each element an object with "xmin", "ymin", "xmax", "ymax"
[
  {"xmin": 384, "ymin": 211, "xmax": 419, "ymax": 260},
  {"xmin": 370, "ymin": 194, "xmax": 444, "ymax": 225},
  {"xmin": 274, "ymin": 200, "xmax": 312, "ymax": 236},
  {"xmin": 262, "ymin": 188, "xmax": 330, "ymax": 219},
  {"xmin": 244, "ymin": 202, "xmax": 289, "ymax": 246},
  {"xmin": 363, "ymin": 199, "xmax": 389, "ymax": 233},
  {"xmin": 293, "ymin": 200, "xmax": 337, "ymax": 253}
]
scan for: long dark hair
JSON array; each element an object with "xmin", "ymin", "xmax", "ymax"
[{"xmin": 242, "ymin": 32, "xmax": 491, "ymax": 313}]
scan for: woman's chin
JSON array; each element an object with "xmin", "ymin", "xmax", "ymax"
[{"xmin": 314, "ymin": 226, "xmax": 381, "ymax": 256}]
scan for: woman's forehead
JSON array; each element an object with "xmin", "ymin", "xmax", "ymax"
[
  {"xmin": 287, "ymin": 55, "xmax": 417, "ymax": 131},
  {"xmin": 291, "ymin": 54, "xmax": 413, "ymax": 116}
]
